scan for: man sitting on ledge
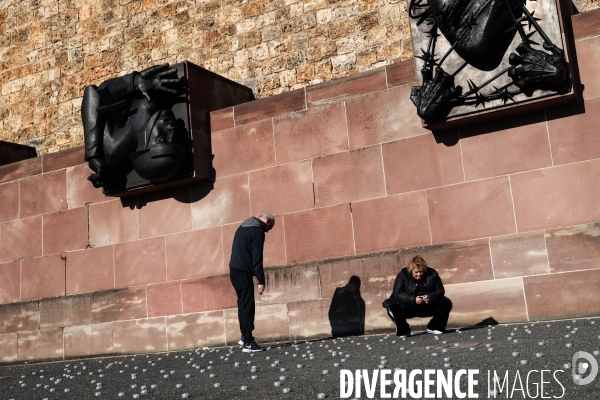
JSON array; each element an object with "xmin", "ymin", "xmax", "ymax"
[{"xmin": 382, "ymin": 255, "xmax": 452, "ymax": 338}]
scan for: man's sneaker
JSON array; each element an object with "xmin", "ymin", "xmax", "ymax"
[
  {"xmin": 395, "ymin": 326, "xmax": 411, "ymax": 338},
  {"xmin": 242, "ymin": 341, "xmax": 265, "ymax": 352},
  {"xmin": 427, "ymin": 329, "xmax": 444, "ymax": 334},
  {"xmin": 238, "ymin": 336, "xmax": 244, "ymax": 346}
]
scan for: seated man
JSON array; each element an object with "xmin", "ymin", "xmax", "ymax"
[{"xmin": 382, "ymin": 255, "xmax": 452, "ymax": 338}]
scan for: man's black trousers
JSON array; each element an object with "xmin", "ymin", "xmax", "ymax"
[
  {"xmin": 230, "ymin": 268, "xmax": 255, "ymax": 342},
  {"xmin": 387, "ymin": 296, "xmax": 453, "ymax": 333}
]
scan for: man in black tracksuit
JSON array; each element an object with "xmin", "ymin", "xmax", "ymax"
[{"xmin": 229, "ymin": 213, "xmax": 275, "ymax": 352}]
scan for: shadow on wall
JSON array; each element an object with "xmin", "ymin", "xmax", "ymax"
[
  {"xmin": 328, "ymin": 276, "xmax": 366, "ymax": 337},
  {"xmin": 119, "ymin": 177, "xmax": 215, "ymax": 210}
]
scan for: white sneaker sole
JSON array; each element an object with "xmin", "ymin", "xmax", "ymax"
[
  {"xmin": 238, "ymin": 340, "xmax": 244, "ymax": 346},
  {"xmin": 427, "ymin": 329, "xmax": 443, "ymax": 334},
  {"xmin": 242, "ymin": 347, "xmax": 265, "ymax": 352}
]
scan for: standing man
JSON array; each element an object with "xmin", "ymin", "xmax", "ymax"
[{"xmin": 230, "ymin": 213, "xmax": 275, "ymax": 352}]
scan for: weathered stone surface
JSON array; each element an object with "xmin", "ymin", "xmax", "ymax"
[
  {"xmin": 1, "ymin": 302, "xmax": 39, "ymax": 334},
  {"xmin": 20, "ymin": 254, "xmax": 65, "ymax": 300},
  {"xmin": 64, "ymin": 323, "xmax": 114, "ymax": 357},
  {"xmin": 40, "ymin": 294, "xmax": 91, "ymax": 329},
  {"xmin": 445, "ymin": 278, "xmax": 528, "ymax": 327},
  {"xmin": 181, "ymin": 276, "xmax": 237, "ymax": 313},
  {"xmin": 0, "ymin": 333, "xmax": 17, "ymax": 363},
  {"xmin": 147, "ymin": 282, "xmax": 182, "ymax": 317},
  {"xmin": 224, "ymin": 303, "xmax": 290, "ymax": 344},
  {"xmin": 257, "ymin": 264, "xmax": 321, "ymax": 305},
  {"xmin": 399, "ymin": 239, "xmax": 494, "ymax": 285},
  {"xmin": 166, "ymin": 311, "xmax": 226, "ymax": 350},
  {"xmin": 288, "ymin": 299, "xmax": 332, "ymax": 339},
  {"xmin": 524, "ymin": 269, "xmax": 600, "ymax": 320},
  {"xmin": 113, "ymin": 317, "xmax": 168, "ymax": 354},
  {"xmin": 0, "ymin": 261, "xmax": 20, "ymax": 304},
  {"xmin": 17, "ymin": 328, "xmax": 64, "ymax": 361},
  {"xmin": 90, "ymin": 288, "xmax": 147, "ymax": 324},
  {"xmin": 490, "ymin": 231, "xmax": 550, "ymax": 278},
  {"xmin": 318, "ymin": 252, "xmax": 398, "ymax": 298},
  {"xmin": 545, "ymin": 223, "xmax": 600, "ymax": 273}
]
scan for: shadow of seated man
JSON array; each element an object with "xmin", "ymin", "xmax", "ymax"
[
  {"xmin": 328, "ymin": 276, "xmax": 365, "ymax": 337},
  {"xmin": 382, "ymin": 255, "xmax": 452, "ymax": 338}
]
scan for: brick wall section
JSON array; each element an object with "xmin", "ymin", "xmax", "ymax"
[
  {"xmin": 1, "ymin": 12, "xmax": 600, "ymax": 362},
  {"xmin": 0, "ymin": 0, "xmax": 418, "ymax": 155},
  {"xmin": 2, "ymin": 0, "xmax": 598, "ymax": 156}
]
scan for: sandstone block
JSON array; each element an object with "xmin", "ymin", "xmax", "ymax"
[
  {"xmin": 43, "ymin": 207, "xmax": 88, "ymax": 255},
  {"xmin": 288, "ymin": 299, "xmax": 332, "ymax": 339},
  {"xmin": 91, "ymin": 288, "xmax": 147, "ymax": 324},
  {"xmin": 319, "ymin": 252, "xmax": 398, "ymax": 299},
  {"xmin": 181, "ymin": 275, "xmax": 237, "ymax": 313},
  {"xmin": 66, "ymin": 245, "xmax": 114, "ymax": 295},
  {"xmin": 66, "ymin": 163, "xmax": 106, "ymax": 208},
  {"xmin": 17, "ymin": 328, "xmax": 63, "ymax": 361},
  {"xmin": 167, "ymin": 310, "xmax": 226, "ymax": 350},
  {"xmin": 224, "ymin": 303, "xmax": 289, "ymax": 344},
  {"xmin": 19, "ymin": 169, "xmax": 67, "ymax": 218},
  {"xmin": 490, "ymin": 231, "xmax": 550, "ymax": 278},
  {"xmin": 40, "ymin": 294, "xmax": 91, "ymax": 329},
  {"xmin": 64, "ymin": 323, "xmax": 114, "ymax": 357},
  {"xmin": 2, "ymin": 301, "xmax": 40, "ymax": 334},
  {"xmin": 0, "ymin": 216, "xmax": 42, "ymax": 264},
  {"xmin": 257, "ymin": 264, "xmax": 321, "ymax": 304},
  {"xmin": 113, "ymin": 317, "xmax": 167, "ymax": 354},
  {"xmin": 398, "ymin": 239, "xmax": 494, "ymax": 285},
  {"xmin": 0, "ymin": 181, "xmax": 19, "ymax": 223},
  {"xmin": 147, "ymin": 282, "xmax": 182, "ymax": 317},
  {"xmin": 114, "ymin": 236, "xmax": 166, "ymax": 288},
  {"xmin": 0, "ymin": 333, "xmax": 17, "ymax": 362},
  {"xmin": 21, "ymin": 254, "xmax": 65, "ymax": 301},
  {"xmin": 545, "ymin": 223, "xmax": 600, "ymax": 273},
  {"xmin": 0, "ymin": 261, "xmax": 20, "ymax": 304}
]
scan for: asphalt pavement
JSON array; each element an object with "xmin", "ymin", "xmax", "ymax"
[{"xmin": 1, "ymin": 316, "xmax": 599, "ymax": 399}]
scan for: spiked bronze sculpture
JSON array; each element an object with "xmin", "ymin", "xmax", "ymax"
[{"xmin": 409, "ymin": 0, "xmax": 569, "ymax": 123}]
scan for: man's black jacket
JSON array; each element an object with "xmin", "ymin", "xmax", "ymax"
[
  {"xmin": 229, "ymin": 217, "xmax": 267, "ymax": 284},
  {"xmin": 384, "ymin": 267, "xmax": 445, "ymax": 306}
]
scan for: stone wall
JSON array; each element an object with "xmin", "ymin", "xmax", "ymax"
[
  {"xmin": 1, "ymin": 0, "xmax": 599, "ymax": 155},
  {"xmin": 1, "ymin": 9, "xmax": 600, "ymax": 363}
]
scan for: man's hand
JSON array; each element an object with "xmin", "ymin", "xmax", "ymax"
[
  {"xmin": 415, "ymin": 296, "xmax": 423, "ymax": 305},
  {"xmin": 134, "ymin": 64, "xmax": 182, "ymax": 103},
  {"xmin": 257, "ymin": 285, "xmax": 265, "ymax": 295},
  {"xmin": 416, "ymin": 295, "xmax": 430, "ymax": 305}
]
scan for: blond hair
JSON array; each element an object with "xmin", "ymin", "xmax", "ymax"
[{"xmin": 407, "ymin": 255, "xmax": 428, "ymax": 273}]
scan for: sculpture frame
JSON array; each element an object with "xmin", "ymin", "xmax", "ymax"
[
  {"xmin": 407, "ymin": 0, "xmax": 579, "ymax": 129},
  {"xmin": 90, "ymin": 62, "xmax": 254, "ymax": 197}
]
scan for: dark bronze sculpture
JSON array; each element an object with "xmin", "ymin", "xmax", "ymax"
[
  {"xmin": 82, "ymin": 64, "xmax": 189, "ymax": 192},
  {"xmin": 409, "ymin": 0, "xmax": 569, "ymax": 122}
]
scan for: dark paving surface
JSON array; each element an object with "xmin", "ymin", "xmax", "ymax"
[{"xmin": 1, "ymin": 317, "xmax": 600, "ymax": 399}]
